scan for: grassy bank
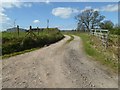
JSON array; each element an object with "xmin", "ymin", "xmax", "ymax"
[
  {"xmin": 75, "ymin": 33, "xmax": 118, "ymax": 72},
  {"xmin": 2, "ymin": 47, "xmax": 39, "ymax": 59},
  {"xmin": 2, "ymin": 28, "xmax": 64, "ymax": 57},
  {"xmin": 65, "ymin": 35, "xmax": 74, "ymax": 44}
]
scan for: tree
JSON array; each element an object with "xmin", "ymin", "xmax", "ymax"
[
  {"xmin": 110, "ymin": 24, "xmax": 120, "ymax": 35},
  {"xmin": 99, "ymin": 20, "xmax": 114, "ymax": 30},
  {"xmin": 77, "ymin": 22, "xmax": 86, "ymax": 32},
  {"xmin": 75, "ymin": 9, "xmax": 105, "ymax": 32}
]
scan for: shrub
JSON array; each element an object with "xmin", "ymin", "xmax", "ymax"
[
  {"xmin": 2, "ymin": 42, "xmax": 21, "ymax": 55},
  {"xmin": 21, "ymin": 37, "xmax": 37, "ymax": 50}
]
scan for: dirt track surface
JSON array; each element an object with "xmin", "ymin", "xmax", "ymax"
[{"xmin": 2, "ymin": 35, "xmax": 118, "ymax": 88}]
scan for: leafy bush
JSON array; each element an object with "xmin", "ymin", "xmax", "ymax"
[
  {"xmin": 110, "ymin": 29, "xmax": 120, "ymax": 35},
  {"xmin": 2, "ymin": 42, "xmax": 21, "ymax": 55},
  {"xmin": 21, "ymin": 37, "xmax": 37, "ymax": 50},
  {"xmin": 109, "ymin": 25, "xmax": 120, "ymax": 35}
]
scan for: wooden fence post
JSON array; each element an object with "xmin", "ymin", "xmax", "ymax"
[
  {"xmin": 37, "ymin": 27, "xmax": 39, "ymax": 35},
  {"xmin": 30, "ymin": 26, "xmax": 32, "ymax": 36},
  {"xmin": 30, "ymin": 26, "xmax": 32, "ymax": 31},
  {"xmin": 17, "ymin": 25, "xmax": 19, "ymax": 37}
]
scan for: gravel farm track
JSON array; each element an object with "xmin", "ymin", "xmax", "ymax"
[{"xmin": 2, "ymin": 35, "xmax": 118, "ymax": 88}]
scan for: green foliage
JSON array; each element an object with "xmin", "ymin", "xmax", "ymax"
[
  {"xmin": 99, "ymin": 22, "xmax": 120, "ymax": 35},
  {"xmin": 2, "ymin": 29, "xmax": 64, "ymax": 56},
  {"xmin": 75, "ymin": 9, "xmax": 105, "ymax": 31},
  {"xmin": 99, "ymin": 20, "xmax": 114, "ymax": 30},
  {"xmin": 21, "ymin": 36, "xmax": 37, "ymax": 50},
  {"xmin": 2, "ymin": 42, "xmax": 21, "ymax": 55},
  {"xmin": 110, "ymin": 28, "xmax": 120, "ymax": 35}
]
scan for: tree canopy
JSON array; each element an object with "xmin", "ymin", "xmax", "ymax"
[
  {"xmin": 99, "ymin": 20, "xmax": 114, "ymax": 30},
  {"xmin": 75, "ymin": 9, "xmax": 105, "ymax": 31}
]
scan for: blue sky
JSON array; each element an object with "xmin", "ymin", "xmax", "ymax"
[{"xmin": 0, "ymin": 1, "xmax": 118, "ymax": 30}]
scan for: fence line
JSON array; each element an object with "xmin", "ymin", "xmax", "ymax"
[{"xmin": 90, "ymin": 29, "xmax": 109, "ymax": 49}]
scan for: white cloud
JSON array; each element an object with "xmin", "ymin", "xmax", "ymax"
[
  {"xmin": 45, "ymin": 0, "xmax": 50, "ymax": 4},
  {"xmin": 33, "ymin": 20, "xmax": 40, "ymax": 23},
  {"xmin": 9, "ymin": 0, "xmax": 119, "ymax": 2},
  {"xmin": 80, "ymin": 6, "xmax": 92, "ymax": 12},
  {"xmin": 0, "ymin": 1, "xmax": 32, "ymax": 30},
  {"xmin": 100, "ymin": 4, "xmax": 118, "ymax": 12},
  {"xmin": 80, "ymin": 6, "xmax": 99, "ymax": 12},
  {"xmin": 0, "ymin": 0, "xmax": 32, "ymax": 23},
  {"xmin": 24, "ymin": 3, "xmax": 32, "ymax": 7},
  {"xmin": 0, "ymin": 1, "xmax": 22, "ymax": 9},
  {"xmin": 80, "ymin": 4, "xmax": 118, "ymax": 13},
  {"xmin": 0, "ymin": 13, "xmax": 10, "ymax": 23},
  {"xmin": 94, "ymin": 8, "xmax": 99, "ymax": 11},
  {"xmin": 84, "ymin": 6, "xmax": 92, "ymax": 10},
  {"xmin": 52, "ymin": 7, "xmax": 79, "ymax": 18},
  {"xmin": 0, "ymin": 1, "xmax": 32, "ymax": 8}
]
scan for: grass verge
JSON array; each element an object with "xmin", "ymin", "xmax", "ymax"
[
  {"xmin": 74, "ymin": 33, "xmax": 118, "ymax": 73},
  {"xmin": 65, "ymin": 35, "xmax": 74, "ymax": 44},
  {"xmin": 2, "ymin": 47, "xmax": 40, "ymax": 59}
]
